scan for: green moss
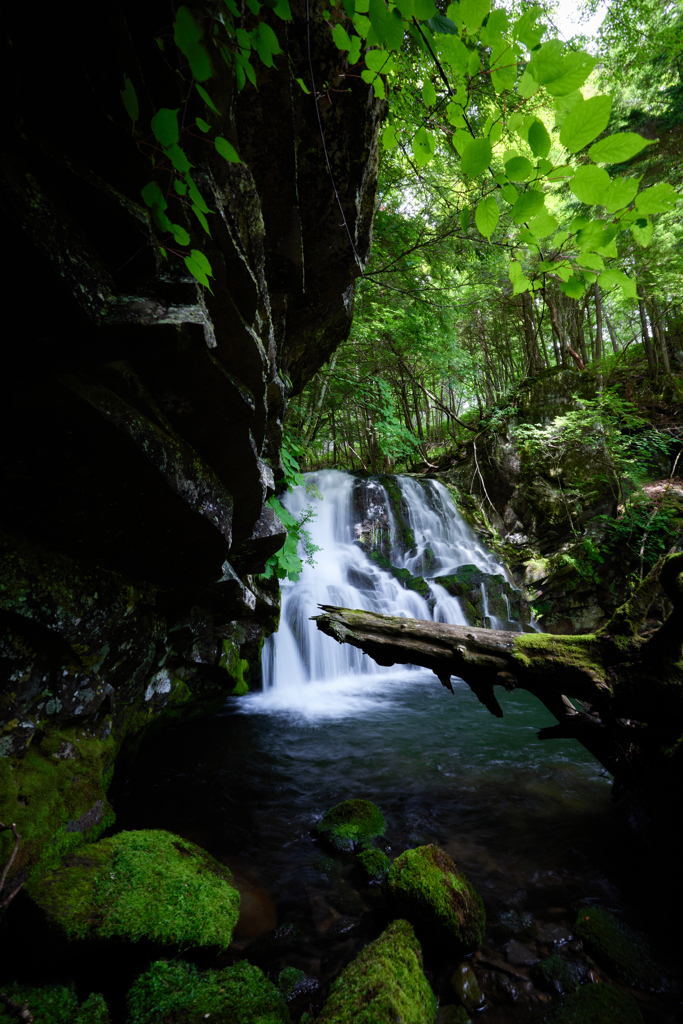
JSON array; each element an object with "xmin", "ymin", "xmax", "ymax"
[
  {"xmin": 75, "ymin": 993, "xmax": 111, "ymax": 1024},
  {"xmin": 277, "ymin": 967, "xmax": 305, "ymax": 1000},
  {"xmin": 531, "ymin": 955, "xmax": 585, "ymax": 995},
  {"xmin": 27, "ymin": 829, "xmax": 240, "ymax": 947},
  {"xmin": 382, "ymin": 845, "xmax": 485, "ymax": 951},
  {"xmin": 574, "ymin": 907, "xmax": 667, "ymax": 991},
  {"xmin": 317, "ymin": 919, "xmax": 436, "ymax": 1024},
  {"xmin": 358, "ymin": 847, "xmax": 390, "ymax": 882},
  {"xmin": 0, "ymin": 983, "xmax": 77, "ymax": 1024},
  {"xmin": 220, "ymin": 639, "xmax": 251, "ymax": 695},
  {"xmin": 126, "ymin": 959, "xmax": 290, "ymax": 1024},
  {"xmin": 551, "ymin": 982, "xmax": 643, "ymax": 1023},
  {"xmin": 317, "ymin": 799, "xmax": 386, "ymax": 852}
]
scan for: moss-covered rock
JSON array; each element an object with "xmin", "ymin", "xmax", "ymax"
[
  {"xmin": 358, "ymin": 846, "xmax": 391, "ymax": 882},
  {"xmin": 27, "ymin": 829, "xmax": 240, "ymax": 947},
  {"xmin": 550, "ymin": 981, "xmax": 643, "ymax": 1023},
  {"xmin": 435, "ymin": 1007, "xmax": 471, "ymax": 1024},
  {"xmin": 316, "ymin": 799, "xmax": 386, "ymax": 852},
  {"xmin": 366, "ymin": 550, "xmax": 431, "ymax": 600},
  {"xmin": 277, "ymin": 967, "xmax": 305, "ymax": 1001},
  {"xmin": 450, "ymin": 962, "xmax": 485, "ymax": 1012},
  {"xmin": 75, "ymin": 993, "xmax": 111, "ymax": 1024},
  {"xmin": 531, "ymin": 954, "xmax": 586, "ymax": 995},
  {"xmin": 574, "ymin": 906, "xmax": 667, "ymax": 992},
  {"xmin": 382, "ymin": 845, "xmax": 485, "ymax": 951},
  {"xmin": 317, "ymin": 918, "xmax": 436, "ymax": 1024},
  {"xmin": 0, "ymin": 984, "xmax": 78, "ymax": 1024},
  {"xmin": 127, "ymin": 959, "xmax": 290, "ymax": 1024}
]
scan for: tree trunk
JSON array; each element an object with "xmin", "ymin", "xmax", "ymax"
[
  {"xmin": 594, "ymin": 283, "xmax": 604, "ymax": 363},
  {"xmin": 638, "ymin": 287, "xmax": 658, "ymax": 376},
  {"xmin": 314, "ymin": 552, "xmax": 683, "ymax": 802}
]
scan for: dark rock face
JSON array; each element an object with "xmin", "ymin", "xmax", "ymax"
[{"xmin": 0, "ymin": 0, "xmax": 383, "ymax": 884}]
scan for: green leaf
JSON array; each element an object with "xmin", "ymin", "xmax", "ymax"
[
  {"xmin": 151, "ymin": 108, "xmax": 180, "ymax": 147},
  {"xmin": 174, "ymin": 6, "xmax": 202, "ymax": 54},
  {"xmin": 576, "ymin": 220, "xmax": 611, "ymax": 252},
  {"xmin": 332, "ymin": 23, "xmax": 353, "ymax": 49},
  {"xmin": 186, "ymin": 41, "xmax": 213, "ymax": 81},
  {"xmin": 185, "ymin": 174, "xmax": 211, "ymax": 214},
  {"xmin": 559, "ymin": 95, "xmax": 612, "ymax": 154},
  {"xmin": 460, "ymin": 0, "xmax": 489, "ymax": 33},
  {"xmin": 166, "ymin": 144, "xmax": 193, "ymax": 173},
  {"xmin": 518, "ymin": 71, "xmax": 539, "ymax": 99},
  {"xmin": 460, "ymin": 137, "xmax": 491, "ymax": 177},
  {"xmin": 215, "ymin": 137, "xmax": 242, "ymax": 163},
  {"xmin": 546, "ymin": 164, "xmax": 573, "ymax": 180},
  {"xmin": 413, "ymin": 0, "xmax": 437, "ymax": 18},
  {"xmin": 259, "ymin": 21, "xmax": 283, "ymax": 55},
  {"xmin": 578, "ymin": 253, "xmax": 604, "ymax": 271},
  {"xmin": 141, "ymin": 181, "xmax": 167, "ymax": 210},
  {"xmin": 588, "ymin": 132, "xmax": 656, "ymax": 164},
  {"xmin": 382, "ymin": 124, "xmax": 398, "ymax": 149},
  {"xmin": 527, "ymin": 119, "xmax": 551, "ymax": 159},
  {"xmin": 509, "ymin": 261, "xmax": 531, "ymax": 293},
  {"xmin": 512, "ymin": 6, "xmax": 545, "ymax": 49},
  {"xmin": 428, "ymin": 14, "xmax": 459, "ymax": 33},
  {"xmin": 527, "ymin": 209, "xmax": 557, "ymax": 238},
  {"xmin": 395, "ymin": 0, "xmax": 414, "ymax": 16},
  {"xmin": 460, "ymin": 206, "xmax": 470, "ymax": 233},
  {"xmin": 171, "ymin": 224, "xmax": 191, "ymax": 246},
  {"xmin": 413, "ymin": 125, "xmax": 436, "ymax": 167},
  {"xmin": 511, "ymin": 189, "xmax": 544, "ymax": 223},
  {"xmin": 365, "ymin": 49, "xmax": 392, "ymax": 71},
  {"xmin": 342, "ymin": 0, "xmax": 356, "ymax": 14},
  {"xmin": 174, "ymin": 180, "xmax": 188, "ymax": 196},
  {"xmin": 422, "ymin": 80, "xmax": 436, "ymax": 106},
  {"xmin": 385, "ymin": 6, "xmax": 405, "ymax": 48},
  {"xmin": 191, "ymin": 204, "xmax": 212, "ymax": 235},
  {"xmin": 559, "ymin": 276, "xmax": 585, "ymax": 298},
  {"xmin": 452, "ymin": 129, "xmax": 471, "ymax": 156},
  {"xmin": 634, "ymin": 182, "xmax": 679, "ymax": 214},
  {"xmin": 505, "ymin": 156, "xmax": 533, "ymax": 181},
  {"xmin": 603, "ymin": 176, "xmax": 640, "ymax": 213},
  {"xmin": 185, "ymin": 254, "xmax": 214, "ymax": 292},
  {"xmin": 630, "ymin": 218, "xmax": 653, "ymax": 246},
  {"xmin": 490, "ymin": 122, "xmax": 503, "ymax": 145},
  {"xmin": 150, "ymin": 203, "xmax": 172, "ymax": 234},
  {"xmin": 120, "ymin": 75, "xmax": 139, "ymax": 122},
  {"xmin": 544, "ymin": 51, "xmax": 598, "ymax": 97},
  {"xmin": 467, "ymin": 48, "xmax": 480, "ymax": 75},
  {"xmin": 196, "ymin": 84, "xmax": 220, "ymax": 113},
  {"xmin": 475, "ymin": 196, "xmax": 499, "ymax": 238},
  {"xmin": 295, "ymin": 77, "xmax": 311, "ymax": 94},
  {"xmin": 273, "ymin": 0, "xmax": 293, "ymax": 18},
  {"xmin": 195, "ymin": 117, "xmax": 211, "ymax": 133},
  {"xmin": 569, "ymin": 165, "xmax": 610, "ymax": 206},
  {"xmin": 599, "ymin": 269, "xmax": 636, "ymax": 298},
  {"xmin": 369, "ymin": 0, "xmax": 392, "ymax": 42}
]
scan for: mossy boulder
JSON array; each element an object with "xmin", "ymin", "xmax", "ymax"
[
  {"xmin": 574, "ymin": 906, "xmax": 667, "ymax": 992},
  {"xmin": 27, "ymin": 829, "xmax": 240, "ymax": 947},
  {"xmin": 127, "ymin": 959, "xmax": 290, "ymax": 1024},
  {"xmin": 0, "ymin": 984, "xmax": 77, "ymax": 1024},
  {"xmin": 317, "ymin": 918, "xmax": 436, "ymax": 1024},
  {"xmin": 382, "ymin": 845, "xmax": 485, "ymax": 951},
  {"xmin": 550, "ymin": 982, "xmax": 643, "ymax": 1023},
  {"xmin": 358, "ymin": 847, "xmax": 391, "ymax": 882},
  {"xmin": 366, "ymin": 550, "xmax": 431, "ymax": 600},
  {"xmin": 531, "ymin": 954, "xmax": 586, "ymax": 995},
  {"xmin": 316, "ymin": 799, "xmax": 386, "ymax": 852}
]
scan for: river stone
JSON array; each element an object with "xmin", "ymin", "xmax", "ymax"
[
  {"xmin": 126, "ymin": 959, "xmax": 289, "ymax": 1024},
  {"xmin": 316, "ymin": 799, "xmax": 386, "ymax": 852},
  {"xmin": 382, "ymin": 845, "xmax": 485, "ymax": 951},
  {"xmin": 574, "ymin": 906, "xmax": 669, "ymax": 991},
  {"xmin": 506, "ymin": 939, "xmax": 539, "ymax": 965},
  {"xmin": 358, "ymin": 846, "xmax": 391, "ymax": 882},
  {"xmin": 317, "ymin": 919, "xmax": 436, "ymax": 1024},
  {"xmin": 450, "ymin": 962, "xmax": 486, "ymax": 1011},
  {"xmin": 531, "ymin": 954, "xmax": 587, "ymax": 995},
  {"xmin": 550, "ymin": 981, "xmax": 643, "ymax": 1023},
  {"xmin": 26, "ymin": 829, "xmax": 240, "ymax": 947}
]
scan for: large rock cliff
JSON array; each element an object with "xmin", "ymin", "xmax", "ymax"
[{"xmin": 0, "ymin": 0, "xmax": 383, "ymax": 889}]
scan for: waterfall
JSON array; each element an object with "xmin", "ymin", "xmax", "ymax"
[{"xmin": 252, "ymin": 471, "xmax": 529, "ymax": 718}]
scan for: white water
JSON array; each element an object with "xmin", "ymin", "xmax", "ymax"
[{"xmin": 248, "ymin": 471, "xmax": 523, "ymax": 721}]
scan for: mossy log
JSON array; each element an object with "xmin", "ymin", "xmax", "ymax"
[{"xmin": 314, "ymin": 553, "xmax": 683, "ymax": 801}]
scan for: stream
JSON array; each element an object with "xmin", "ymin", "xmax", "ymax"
[{"xmin": 111, "ymin": 472, "xmax": 679, "ymax": 1021}]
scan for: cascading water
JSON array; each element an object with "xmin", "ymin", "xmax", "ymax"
[{"xmin": 253, "ymin": 470, "xmax": 528, "ymax": 717}]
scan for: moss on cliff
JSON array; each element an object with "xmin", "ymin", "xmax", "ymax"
[{"xmin": 26, "ymin": 829, "xmax": 240, "ymax": 947}]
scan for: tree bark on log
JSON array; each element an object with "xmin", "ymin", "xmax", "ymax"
[{"xmin": 313, "ymin": 553, "xmax": 683, "ymax": 801}]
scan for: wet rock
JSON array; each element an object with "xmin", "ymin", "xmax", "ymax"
[
  {"xmin": 383, "ymin": 844, "xmax": 485, "ymax": 952},
  {"xmin": 317, "ymin": 919, "xmax": 437, "ymax": 1024},
  {"xmin": 328, "ymin": 880, "xmax": 366, "ymax": 916},
  {"xmin": 538, "ymin": 922, "xmax": 572, "ymax": 946},
  {"xmin": 243, "ymin": 922, "xmax": 304, "ymax": 965},
  {"xmin": 277, "ymin": 966, "xmax": 305, "ymax": 1000},
  {"xmin": 477, "ymin": 970, "xmax": 533, "ymax": 1005},
  {"xmin": 366, "ymin": 550, "xmax": 432, "ymax": 601},
  {"xmin": 316, "ymin": 799, "xmax": 386, "ymax": 852},
  {"xmin": 309, "ymin": 852, "xmax": 343, "ymax": 882},
  {"xmin": 27, "ymin": 829, "xmax": 239, "ymax": 947},
  {"xmin": 506, "ymin": 939, "xmax": 539, "ymax": 966},
  {"xmin": 492, "ymin": 909, "xmax": 539, "ymax": 942},
  {"xmin": 126, "ymin": 958, "xmax": 289, "ymax": 1023},
  {"xmin": 347, "ymin": 568, "xmax": 377, "ymax": 591},
  {"xmin": 450, "ymin": 962, "xmax": 486, "ymax": 1011},
  {"xmin": 531, "ymin": 953, "xmax": 587, "ymax": 995},
  {"xmin": 357, "ymin": 846, "xmax": 391, "ymax": 882},
  {"xmin": 550, "ymin": 981, "xmax": 644, "ymax": 1023},
  {"xmin": 574, "ymin": 906, "xmax": 669, "ymax": 992},
  {"xmin": 435, "ymin": 1006, "xmax": 471, "ymax": 1024}
]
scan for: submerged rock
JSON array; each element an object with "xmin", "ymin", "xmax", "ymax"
[
  {"xmin": 450, "ymin": 962, "xmax": 486, "ymax": 1012},
  {"xmin": 316, "ymin": 799, "xmax": 386, "ymax": 852},
  {"xmin": 574, "ymin": 906, "xmax": 668, "ymax": 991},
  {"xmin": 27, "ymin": 829, "xmax": 240, "ymax": 947},
  {"xmin": 127, "ymin": 959, "xmax": 289, "ymax": 1024},
  {"xmin": 550, "ymin": 981, "xmax": 643, "ymax": 1023},
  {"xmin": 317, "ymin": 919, "xmax": 436, "ymax": 1024},
  {"xmin": 382, "ymin": 845, "xmax": 485, "ymax": 951}
]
